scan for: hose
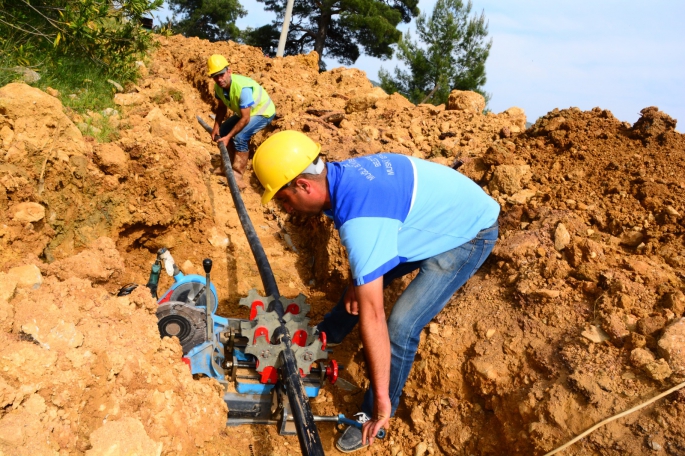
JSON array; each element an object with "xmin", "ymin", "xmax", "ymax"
[{"xmin": 544, "ymin": 379, "xmax": 685, "ymax": 455}]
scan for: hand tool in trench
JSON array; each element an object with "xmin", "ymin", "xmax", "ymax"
[
  {"xmin": 197, "ymin": 115, "xmax": 325, "ymax": 456},
  {"xmin": 116, "ymin": 256, "xmax": 162, "ymax": 298},
  {"xmin": 145, "ymin": 259, "xmax": 162, "ymax": 299},
  {"xmin": 337, "ymin": 414, "xmax": 387, "ymax": 440}
]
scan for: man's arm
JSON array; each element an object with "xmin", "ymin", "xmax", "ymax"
[
  {"xmin": 218, "ymin": 106, "xmax": 251, "ymax": 148},
  {"xmin": 355, "ymin": 276, "xmax": 392, "ymax": 446},
  {"xmin": 211, "ymin": 103, "xmax": 228, "ymax": 140}
]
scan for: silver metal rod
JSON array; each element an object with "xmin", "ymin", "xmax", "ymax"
[
  {"xmin": 203, "ymin": 259, "xmax": 213, "ymax": 341},
  {"xmin": 312, "ymin": 415, "xmax": 340, "ymax": 422}
]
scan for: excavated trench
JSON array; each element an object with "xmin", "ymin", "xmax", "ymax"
[{"xmin": 0, "ymin": 34, "xmax": 684, "ymax": 455}]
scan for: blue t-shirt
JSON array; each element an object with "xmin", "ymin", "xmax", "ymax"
[
  {"xmin": 324, "ymin": 154, "xmax": 500, "ymax": 286},
  {"xmin": 214, "ymin": 87, "xmax": 255, "ymax": 109}
]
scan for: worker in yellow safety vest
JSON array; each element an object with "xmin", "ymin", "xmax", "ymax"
[{"xmin": 207, "ymin": 54, "xmax": 276, "ymax": 189}]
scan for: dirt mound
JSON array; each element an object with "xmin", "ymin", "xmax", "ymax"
[
  {"xmin": 632, "ymin": 106, "xmax": 679, "ymax": 145},
  {"xmin": 1, "ymin": 34, "xmax": 684, "ymax": 455},
  {"xmin": 0, "ymin": 241, "xmax": 226, "ymax": 455}
]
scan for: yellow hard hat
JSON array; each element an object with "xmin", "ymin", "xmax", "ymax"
[
  {"xmin": 207, "ymin": 54, "xmax": 229, "ymax": 76},
  {"xmin": 253, "ymin": 130, "xmax": 321, "ymax": 205}
]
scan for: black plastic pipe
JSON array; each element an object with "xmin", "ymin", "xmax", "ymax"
[
  {"xmin": 197, "ymin": 116, "xmax": 324, "ymax": 456},
  {"xmin": 197, "ymin": 116, "xmax": 281, "ymax": 305}
]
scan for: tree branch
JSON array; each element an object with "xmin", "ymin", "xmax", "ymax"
[
  {"xmin": 289, "ymin": 25, "xmax": 317, "ymax": 41},
  {"xmin": 20, "ymin": 0, "xmax": 67, "ymax": 33},
  {"xmin": 303, "ymin": 115, "xmax": 337, "ymax": 130},
  {"xmin": 419, "ymin": 83, "xmax": 440, "ymax": 104},
  {"xmin": 0, "ymin": 18, "xmax": 53, "ymax": 43}
]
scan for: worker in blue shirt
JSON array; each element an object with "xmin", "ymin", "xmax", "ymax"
[
  {"xmin": 252, "ymin": 131, "xmax": 500, "ymax": 453},
  {"xmin": 207, "ymin": 54, "xmax": 276, "ymax": 189}
]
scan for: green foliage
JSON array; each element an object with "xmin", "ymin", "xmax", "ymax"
[
  {"xmin": 23, "ymin": 55, "xmax": 123, "ymax": 141},
  {"xmin": 79, "ymin": 112, "xmax": 121, "ymax": 143},
  {"xmin": 379, "ymin": 0, "xmax": 491, "ymax": 106},
  {"xmin": 154, "ymin": 21, "xmax": 176, "ymax": 37},
  {"xmin": 0, "ymin": 0, "xmax": 162, "ymax": 142},
  {"xmin": 168, "ymin": 0, "xmax": 246, "ymax": 42},
  {"xmin": 151, "ymin": 87, "xmax": 185, "ymax": 104},
  {"xmin": 251, "ymin": 0, "xmax": 420, "ymax": 68},
  {"xmin": 0, "ymin": 0, "xmax": 162, "ymax": 80},
  {"xmin": 242, "ymin": 25, "xmax": 281, "ymax": 55},
  {"xmin": 38, "ymin": 59, "xmax": 118, "ymax": 110}
]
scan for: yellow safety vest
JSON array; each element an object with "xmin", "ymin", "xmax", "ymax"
[{"xmin": 214, "ymin": 74, "xmax": 276, "ymax": 118}]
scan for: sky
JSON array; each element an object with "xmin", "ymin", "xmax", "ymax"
[{"xmin": 155, "ymin": 1, "xmax": 685, "ymax": 126}]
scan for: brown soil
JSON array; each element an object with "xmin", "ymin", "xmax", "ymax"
[{"xmin": 1, "ymin": 35, "xmax": 684, "ymax": 455}]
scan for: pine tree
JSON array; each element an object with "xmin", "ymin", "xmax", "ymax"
[
  {"xmin": 379, "ymin": 0, "xmax": 491, "ymax": 106},
  {"xmin": 168, "ymin": 0, "xmax": 246, "ymax": 42},
  {"xmin": 247, "ymin": 0, "xmax": 419, "ymax": 69}
]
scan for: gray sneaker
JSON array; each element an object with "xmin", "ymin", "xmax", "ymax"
[{"xmin": 335, "ymin": 413, "xmax": 370, "ymax": 453}]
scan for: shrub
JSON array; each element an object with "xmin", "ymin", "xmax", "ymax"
[
  {"xmin": 1, "ymin": 0, "xmax": 163, "ymax": 142},
  {"xmin": 0, "ymin": 0, "xmax": 163, "ymax": 83}
]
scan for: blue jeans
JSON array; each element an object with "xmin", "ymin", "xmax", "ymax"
[
  {"xmin": 219, "ymin": 113, "xmax": 274, "ymax": 152},
  {"xmin": 317, "ymin": 222, "xmax": 498, "ymax": 417}
]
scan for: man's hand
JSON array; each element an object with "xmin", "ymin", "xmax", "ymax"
[
  {"xmin": 217, "ymin": 135, "xmax": 231, "ymax": 148},
  {"xmin": 343, "ymin": 283, "xmax": 359, "ymax": 315},
  {"xmin": 211, "ymin": 123, "xmax": 221, "ymax": 142},
  {"xmin": 361, "ymin": 398, "xmax": 391, "ymax": 447},
  {"xmin": 212, "ymin": 104, "xmax": 227, "ymax": 140},
  {"xmin": 216, "ymin": 107, "xmax": 251, "ymax": 148}
]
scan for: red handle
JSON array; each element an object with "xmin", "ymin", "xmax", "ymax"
[{"xmin": 325, "ymin": 359, "xmax": 338, "ymax": 384}]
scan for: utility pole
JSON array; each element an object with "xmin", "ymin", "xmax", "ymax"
[{"xmin": 276, "ymin": 0, "xmax": 295, "ymax": 57}]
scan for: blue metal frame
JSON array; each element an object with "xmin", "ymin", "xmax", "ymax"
[{"xmin": 160, "ymin": 275, "xmax": 322, "ymax": 398}]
